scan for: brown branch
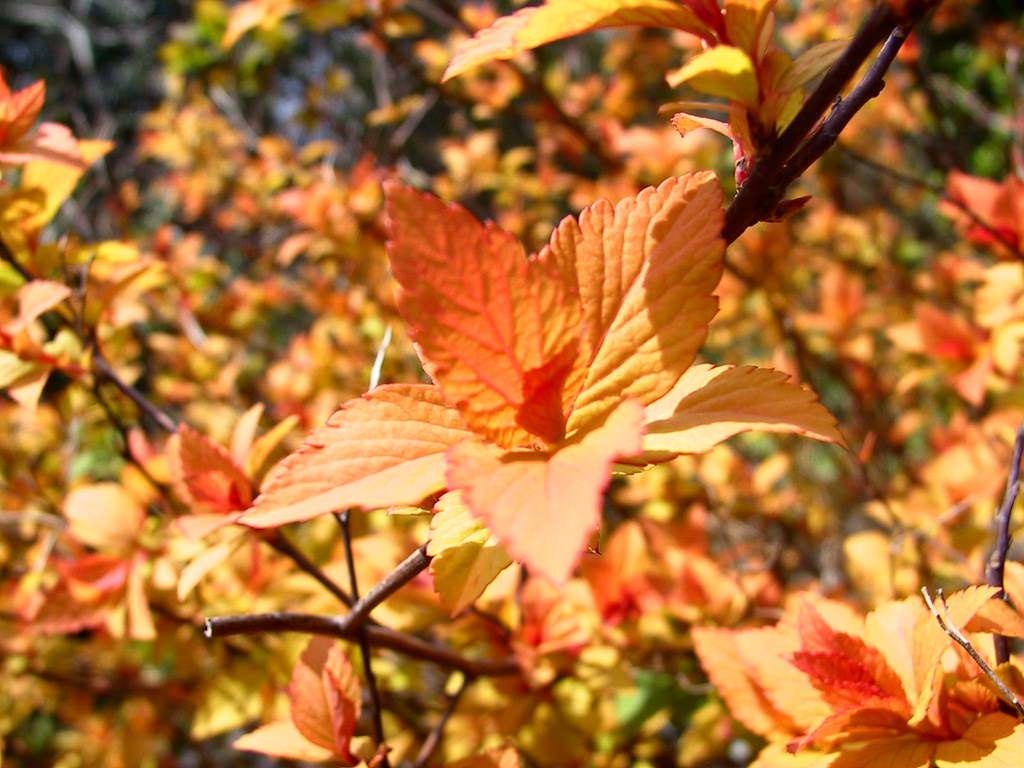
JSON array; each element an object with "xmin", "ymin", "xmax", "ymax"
[
  {"xmin": 347, "ymin": 542, "xmax": 431, "ymax": 628},
  {"xmin": 986, "ymin": 424, "xmax": 1024, "ymax": 665},
  {"xmin": 91, "ymin": 353, "xmax": 178, "ymax": 434},
  {"xmin": 204, "ymin": 613, "xmax": 520, "ymax": 678},
  {"xmin": 264, "ymin": 530, "xmax": 355, "ymax": 608},
  {"xmin": 412, "ymin": 676, "xmax": 470, "ymax": 768},
  {"xmin": 723, "ymin": 1, "xmax": 941, "ymax": 243},
  {"xmin": 922, "ymin": 587, "xmax": 1024, "ymax": 718},
  {"xmin": 337, "ymin": 511, "xmax": 390, "ymax": 768}
]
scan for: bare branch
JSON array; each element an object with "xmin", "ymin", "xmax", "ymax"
[
  {"xmin": 264, "ymin": 530, "xmax": 355, "ymax": 607},
  {"xmin": 986, "ymin": 424, "xmax": 1024, "ymax": 664},
  {"xmin": 723, "ymin": 0, "xmax": 942, "ymax": 243},
  {"xmin": 337, "ymin": 511, "xmax": 390, "ymax": 768},
  {"xmin": 412, "ymin": 676, "xmax": 470, "ymax": 768},
  {"xmin": 203, "ymin": 612, "xmax": 520, "ymax": 678}
]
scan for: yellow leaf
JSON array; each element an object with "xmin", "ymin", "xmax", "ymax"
[
  {"xmin": 443, "ymin": 0, "xmax": 710, "ymax": 81},
  {"xmin": 777, "ymin": 40, "xmax": 848, "ymax": 93},
  {"xmin": 934, "ymin": 713, "xmax": 1024, "ymax": 767},
  {"xmin": 18, "ymin": 139, "xmax": 112, "ymax": 231},
  {"xmin": 843, "ymin": 531, "xmax": 894, "ymax": 603},
  {"xmin": 428, "ymin": 491, "xmax": 513, "ymax": 615},
  {"xmin": 642, "ymin": 365, "xmax": 844, "ymax": 454},
  {"xmin": 724, "ymin": 0, "xmax": 776, "ymax": 56},
  {"xmin": 246, "ymin": 413, "xmax": 299, "ymax": 479},
  {"xmin": 177, "ymin": 537, "xmax": 244, "ymax": 600},
  {"xmin": 667, "ymin": 46, "xmax": 760, "ymax": 108},
  {"xmin": 242, "ymin": 384, "xmax": 474, "ymax": 527}
]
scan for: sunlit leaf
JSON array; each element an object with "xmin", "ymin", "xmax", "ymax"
[
  {"xmin": 242, "ymin": 384, "xmax": 474, "ymax": 527},
  {"xmin": 448, "ymin": 399, "xmax": 644, "ymax": 583}
]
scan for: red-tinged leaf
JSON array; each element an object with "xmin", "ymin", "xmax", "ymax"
[
  {"xmin": 233, "ymin": 720, "xmax": 334, "ymax": 762},
  {"xmin": 169, "ymin": 424, "xmax": 252, "ymax": 515},
  {"xmin": 385, "ymin": 182, "xmax": 580, "ymax": 447},
  {"xmin": 0, "ymin": 121, "xmax": 84, "ymax": 167},
  {"xmin": 642, "ymin": 365, "xmax": 844, "ymax": 455},
  {"xmin": 63, "ymin": 483, "xmax": 145, "ymax": 554},
  {"xmin": 3, "ymin": 280, "xmax": 71, "ymax": 335},
  {"xmin": 61, "ymin": 554, "xmax": 131, "ymax": 603},
  {"xmin": 242, "ymin": 384, "xmax": 474, "ymax": 528},
  {"xmin": 791, "ymin": 602, "xmax": 908, "ymax": 714},
  {"xmin": 447, "ymin": 399, "xmax": 644, "ymax": 583},
  {"xmin": 0, "ymin": 78, "xmax": 45, "ymax": 145},
  {"xmin": 543, "ymin": 173, "xmax": 724, "ymax": 434},
  {"xmin": 442, "ymin": 0, "xmax": 712, "ymax": 81},
  {"xmin": 288, "ymin": 637, "xmax": 361, "ymax": 764},
  {"xmin": 26, "ymin": 584, "xmax": 112, "ymax": 636},
  {"xmin": 579, "ymin": 520, "xmax": 660, "ymax": 624}
]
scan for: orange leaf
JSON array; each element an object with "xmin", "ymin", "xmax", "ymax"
[
  {"xmin": 169, "ymin": 424, "xmax": 253, "ymax": 514},
  {"xmin": 543, "ymin": 173, "xmax": 724, "ymax": 435},
  {"xmin": 0, "ymin": 76, "xmax": 45, "ymax": 145},
  {"xmin": 693, "ymin": 626, "xmax": 800, "ymax": 738},
  {"xmin": 933, "ymin": 712, "xmax": 1024, "ymax": 767},
  {"xmin": 385, "ymin": 182, "xmax": 581, "ymax": 447},
  {"xmin": 447, "ymin": 399, "xmax": 644, "ymax": 583},
  {"xmin": 442, "ymin": 0, "xmax": 711, "ymax": 81},
  {"xmin": 242, "ymin": 384, "xmax": 473, "ymax": 527},
  {"xmin": 63, "ymin": 483, "xmax": 146, "ymax": 554},
  {"xmin": 964, "ymin": 597, "xmax": 1024, "ymax": 639},
  {"xmin": 642, "ymin": 364, "xmax": 844, "ymax": 454},
  {"xmin": 288, "ymin": 637, "xmax": 361, "ymax": 764}
]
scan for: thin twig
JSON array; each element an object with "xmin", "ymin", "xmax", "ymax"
[
  {"xmin": 922, "ymin": 586, "xmax": 1024, "ymax": 718},
  {"xmin": 986, "ymin": 424, "xmax": 1024, "ymax": 664},
  {"xmin": 203, "ymin": 613, "xmax": 520, "ymax": 677},
  {"xmin": 776, "ymin": 24, "xmax": 911, "ymax": 190},
  {"xmin": 91, "ymin": 354, "xmax": 178, "ymax": 434},
  {"xmin": 839, "ymin": 144, "xmax": 1024, "ymax": 260},
  {"xmin": 337, "ymin": 511, "xmax": 390, "ymax": 767},
  {"xmin": 412, "ymin": 676, "xmax": 470, "ymax": 768},
  {"xmin": 264, "ymin": 530, "xmax": 354, "ymax": 607},
  {"xmin": 346, "ymin": 542, "xmax": 432, "ymax": 629}
]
